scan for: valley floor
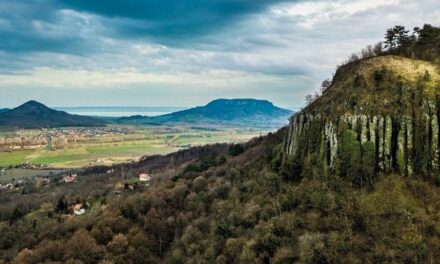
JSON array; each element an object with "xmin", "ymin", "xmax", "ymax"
[{"xmin": 0, "ymin": 124, "xmax": 263, "ymax": 169}]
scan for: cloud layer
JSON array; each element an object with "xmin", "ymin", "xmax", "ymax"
[{"xmin": 0, "ymin": 0, "xmax": 439, "ymax": 107}]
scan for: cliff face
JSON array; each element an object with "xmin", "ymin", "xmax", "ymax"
[
  {"xmin": 284, "ymin": 111, "xmax": 439, "ymax": 176},
  {"xmin": 283, "ymin": 56, "xmax": 440, "ymax": 180}
]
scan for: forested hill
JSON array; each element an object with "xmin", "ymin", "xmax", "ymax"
[
  {"xmin": 0, "ymin": 100, "xmax": 106, "ymax": 129},
  {"xmin": 118, "ymin": 98, "xmax": 293, "ymax": 128},
  {"xmin": 3, "ymin": 121, "xmax": 440, "ymax": 263}
]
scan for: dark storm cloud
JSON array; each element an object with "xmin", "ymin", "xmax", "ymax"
[
  {"xmin": 0, "ymin": 0, "xmax": 304, "ymax": 76},
  {"xmin": 0, "ymin": 0, "xmax": 98, "ymax": 54},
  {"xmin": 0, "ymin": 28, "xmax": 89, "ymax": 54},
  {"xmin": 58, "ymin": 0, "xmax": 292, "ymax": 39},
  {"xmin": 0, "ymin": 0, "xmax": 294, "ymax": 54}
]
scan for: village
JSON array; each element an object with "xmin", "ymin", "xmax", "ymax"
[
  {"xmin": 0, "ymin": 127, "xmax": 132, "ymax": 151},
  {"xmin": 0, "ymin": 167, "xmax": 151, "ymax": 217},
  {"xmin": 0, "ymin": 169, "xmax": 77, "ymax": 191}
]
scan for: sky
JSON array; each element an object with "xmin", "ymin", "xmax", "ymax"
[{"xmin": 0, "ymin": 0, "xmax": 439, "ymax": 108}]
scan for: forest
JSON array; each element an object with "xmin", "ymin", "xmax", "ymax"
[{"xmin": 0, "ymin": 127, "xmax": 439, "ymax": 263}]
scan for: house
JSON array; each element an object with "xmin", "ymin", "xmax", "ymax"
[
  {"xmin": 63, "ymin": 174, "xmax": 78, "ymax": 183},
  {"xmin": 35, "ymin": 178, "xmax": 51, "ymax": 188},
  {"xmin": 139, "ymin": 173, "xmax": 151, "ymax": 184},
  {"xmin": 73, "ymin": 204, "xmax": 85, "ymax": 216}
]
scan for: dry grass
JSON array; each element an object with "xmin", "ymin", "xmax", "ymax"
[{"xmin": 308, "ymin": 55, "xmax": 440, "ymax": 116}]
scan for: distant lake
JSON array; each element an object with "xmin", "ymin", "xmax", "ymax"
[{"xmin": 55, "ymin": 107, "xmax": 187, "ymax": 117}]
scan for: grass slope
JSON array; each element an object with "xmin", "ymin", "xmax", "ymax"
[{"xmin": 308, "ymin": 55, "xmax": 440, "ymax": 116}]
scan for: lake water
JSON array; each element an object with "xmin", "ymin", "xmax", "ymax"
[{"xmin": 55, "ymin": 107, "xmax": 187, "ymax": 117}]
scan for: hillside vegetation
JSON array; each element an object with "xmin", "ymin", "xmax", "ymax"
[
  {"xmin": 1, "ymin": 129, "xmax": 439, "ymax": 263},
  {"xmin": 1, "ymin": 25, "xmax": 440, "ymax": 263}
]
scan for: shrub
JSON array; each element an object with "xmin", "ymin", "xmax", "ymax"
[{"xmin": 229, "ymin": 144, "xmax": 244, "ymax": 156}]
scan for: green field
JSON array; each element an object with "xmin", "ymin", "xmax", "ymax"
[
  {"xmin": 0, "ymin": 150, "xmax": 35, "ymax": 167},
  {"xmin": 0, "ymin": 125, "xmax": 264, "ymax": 168}
]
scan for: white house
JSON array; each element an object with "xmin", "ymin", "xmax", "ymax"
[
  {"xmin": 73, "ymin": 204, "xmax": 85, "ymax": 216},
  {"xmin": 139, "ymin": 173, "xmax": 151, "ymax": 184}
]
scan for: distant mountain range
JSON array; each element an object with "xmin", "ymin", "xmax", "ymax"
[
  {"xmin": 0, "ymin": 101, "xmax": 106, "ymax": 129},
  {"xmin": 0, "ymin": 108, "xmax": 10, "ymax": 113},
  {"xmin": 118, "ymin": 99, "xmax": 293, "ymax": 128},
  {"xmin": 0, "ymin": 99, "xmax": 293, "ymax": 129}
]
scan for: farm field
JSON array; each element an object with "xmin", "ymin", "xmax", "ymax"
[{"xmin": 0, "ymin": 125, "xmax": 264, "ymax": 168}]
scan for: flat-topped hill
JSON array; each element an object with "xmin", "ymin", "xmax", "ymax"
[{"xmin": 119, "ymin": 98, "xmax": 293, "ymax": 128}]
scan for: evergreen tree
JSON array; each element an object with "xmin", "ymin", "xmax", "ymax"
[
  {"xmin": 337, "ymin": 130, "xmax": 362, "ymax": 185},
  {"xmin": 55, "ymin": 197, "xmax": 68, "ymax": 214},
  {"xmin": 229, "ymin": 144, "xmax": 244, "ymax": 156},
  {"xmin": 361, "ymin": 141, "xmax": 376, "ymax": 186},
  {"xmin": 10, "ymin": 207, "xmax": 23, "ymax": 225},
  {"xmin": 384, "ymin": 25, "xmax": 410, "ymax": 49}
]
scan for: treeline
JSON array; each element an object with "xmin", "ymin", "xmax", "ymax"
[
  {"xmin": 343, "ymin": 24, "xmax": 440, "ymax": 66},
  {"xmin": 384, "ymin": 24, "xmax": 440, "ymax": 62}
]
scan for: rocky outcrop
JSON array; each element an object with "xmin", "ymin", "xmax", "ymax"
[
  {"xmin": 284, "ymin": 98, "xmax": 440, "ymax": 177},
  {"xmin": 282, "ymin": 55, "xmax": 440, "ymax": 180},
  {"xmin": 324, "ymin": 121, "xmax": 338, "ymax": 168}
]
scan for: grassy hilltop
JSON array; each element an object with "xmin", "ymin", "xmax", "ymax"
[{"xmin": 307, "ymin": 55, "xmax": 440, "ymax": 116}]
